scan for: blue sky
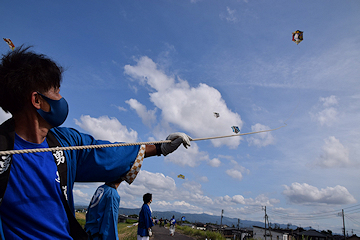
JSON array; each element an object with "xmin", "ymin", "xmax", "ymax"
[{"xmin": 1, "ymin": 0, "xmax": 360, "ymax": 234}]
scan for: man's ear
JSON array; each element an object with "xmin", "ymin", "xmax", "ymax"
[{"xmin": 31, "ymin": 92, "xmax": 41, "ymax": 110}]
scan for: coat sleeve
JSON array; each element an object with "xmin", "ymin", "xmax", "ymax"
[
  {"xmin": 50, "ymin": 127, "xmax": 145, "ymax": 183},
  {"xmin": 144, "ymin": 205, "xmax": 154, "ymax": 229}
]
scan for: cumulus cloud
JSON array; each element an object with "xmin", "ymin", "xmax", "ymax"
[
  {"xmin": 321, "ymin": 95, "xmax": 338, "ymax": 107},
  {"xmin": 165, "ymin": 142, "xmax": 209, "ymax": 167},
  {"xmin": 199, "ymin": 176, "xmax": 209, "ymax": 182},
  {"xmin": 247, "ymin": 123, "xmax": 275, "ymax": 147},
  {"xmin": 225, "ymin": 160, "xmax": 249, "ymax": 181},
  {"xmin": 226, "ymin": 169, "xmax": 243, "ymax": 181},
  {"xmin": 115, "ymin": 105, "xmax": 127, "ymax": 112},
  {"xmin": 118, "ymin": 170, "xmax": 214, "ymax": 210},
  {"xmin": 283, "ymin": 182, "xmax": 356, "ymax": 205},
  {"xmin": 316, "ymin": 136, "xmax": 351, "ymax": 168},
  {"xmin": 124, "ymin": 56, "xmax": 242, "ymax": 148},
  {"xmin": 215, "ymin": 193, "xmax": 278, "ymax": 207},
  {"xmin": 74, "ymin": 115, "xmax": 138, "ymax": 143},
  {"xmin": 73, "ymin": 189, "xmax": 91, "ymax": 205},
  {"xmin": 77, "ymin": 169, "xmax": 279, "ymax": 217},
  {"xmin": 126, "ymin": 98, "xmax": 157, "ymax": 127},
  {"xmin": 208, "ymin": 158, "xmax": 221, "ymax": 167},
  {"xmin": 310, "ymin": 95, "xmax": 339, "ymax": 126}
]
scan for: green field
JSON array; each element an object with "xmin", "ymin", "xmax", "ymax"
[{"xmin": 76, "ymin": 213, "xmax": 230, "ymax": 240}]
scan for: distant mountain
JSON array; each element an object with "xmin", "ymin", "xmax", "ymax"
[{"xmin": 116, "ymin": 207, "xmax": 297, "ymax": 229}]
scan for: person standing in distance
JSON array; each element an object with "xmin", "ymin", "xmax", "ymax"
[{"xmin": 137, "ymin": 193, "xmax": 154, "ymax": 240}]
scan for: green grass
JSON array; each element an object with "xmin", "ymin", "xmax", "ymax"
[
  {"xmin": 176, "ymin": 225, "xmax": 226, "ymax": 240},
  {"xmin": 76, "ymin": 213, "xmax": 226, "ymax": 240},
  {"xmin": 118, "ymin": 222, "xmax": 137, "ymax": 240}
]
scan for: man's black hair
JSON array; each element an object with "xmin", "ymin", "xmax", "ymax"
[
  {"xmin": 143, "ymin": 193, "xmax": 152, "ymax": 204},
  {"xmin": 0, "ymin": 45, "xmax": 63, "ymax": 114}
]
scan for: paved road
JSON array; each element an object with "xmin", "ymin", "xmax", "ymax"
[{"xmin": 152, "ymin": 226, "xmax": 195, "ymax": 240}]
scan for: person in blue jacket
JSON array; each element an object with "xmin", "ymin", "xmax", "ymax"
[
  {"xmin": 85, "ymin": 180, "xmax": 122, "ymax": 240},
  {"xmin": 137, "ymin": 193, "xmax": 154, "ymax": 240},
  {"xmin": 0, "ymin": 46, "xmax": 192, "ymax": 239}
]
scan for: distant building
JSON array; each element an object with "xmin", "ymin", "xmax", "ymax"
[
  {"xmin": 347, "ymin": 235, "xmax": 360, "ymax": 240},
  {"xmin": 253, "ymin": 226, "xmax": 290, "ymax": 240},
  {"xmin": 253, "ymin": 226, "xmax": 331, "ymax": 240}
]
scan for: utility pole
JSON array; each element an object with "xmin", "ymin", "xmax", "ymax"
[
  {"xmin": 238, "ymin": 219, "xmax": 240, "ymax": 229},
  {"xmin": 342, "ymin": 209, "xmax": 346, "ymax": 240},
  {"xmin": 220, "ymin": 209, "xmax": 224, "ymax": 231},
  {"xmin": 263, "ymin": 206, "xmax": 267, "ymax": 240}
]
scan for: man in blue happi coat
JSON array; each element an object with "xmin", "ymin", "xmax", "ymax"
[
  {"xmin": 137, "ymin": 193, "xmax": 154, "ymax": 240},
  {"xmin": 85, "ymin": 180, "xmax": 122, "ymax": 240},
  {"xmin": 0, "ymin": 46, "xmax": 191, "ymax": 239}
]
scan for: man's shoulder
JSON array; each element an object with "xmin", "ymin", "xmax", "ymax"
[{"xmin": 49, "ymin": 127, "xmax": 86, "ymax": 145}]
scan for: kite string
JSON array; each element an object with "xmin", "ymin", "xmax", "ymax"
[{"xmin": 0, "ymin": 125, "xmax": 286, "ymax": 156}]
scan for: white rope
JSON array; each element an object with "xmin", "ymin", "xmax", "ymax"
[{"xmin": 0, "ymin": 124, "xmax": 286, "ymax": 156}]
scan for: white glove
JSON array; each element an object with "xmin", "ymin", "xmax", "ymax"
[
  {"xmin": 148, "ymin": 228, "xmax": 153, "ymax": 237},
  {"xmin": 161, "ymin": 132, "xmax": 192, "ymax": 156}
]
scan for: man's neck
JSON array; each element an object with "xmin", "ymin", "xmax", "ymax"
[{"xmin": 14, "ymin": 112, "xmax": 50, "ymax": 144}]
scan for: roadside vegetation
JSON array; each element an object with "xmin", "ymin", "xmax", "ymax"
[
  {"xmin": 176, "ymin": 225, "xmax": 226, "ymax": 240},
  {"xmin": 76, "ymin": 213, "xmax": 228, "ymax": 240}
]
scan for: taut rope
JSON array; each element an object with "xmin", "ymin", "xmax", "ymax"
[{"xmin": 0, "ymin": 124, "xmax": 286, "ymax": 156}]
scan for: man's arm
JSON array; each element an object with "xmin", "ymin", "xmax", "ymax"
[
  {"xmin": 145, "ymin": 144, "xmax": 157, "ymax": 158},
  {"xmin": 144, "ymin": 132, "xmax": 192, "ymax": 158}
]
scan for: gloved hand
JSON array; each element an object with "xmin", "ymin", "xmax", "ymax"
[{"xmin": 161, "ymin": 132, "xmax": 192, "ymax": 156}]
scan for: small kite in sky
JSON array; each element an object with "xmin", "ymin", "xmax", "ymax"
[
  {"xmin": 177, "ymin": 174, "xmax": 185, "ymax": 179},
  {"xmin": 231, "ymin": 126, "xmax": 240, "ymax": 134},
  {"xmin": 3, "ymin": 38, "xmax": 15, "ymax": 50},
  {"xmin": 213, "ymin": 112, "xmax": 220, "ymax": 118},
  {"xmin": 292, "ymin": 30, "xmax": 303, "ymax": 45}
]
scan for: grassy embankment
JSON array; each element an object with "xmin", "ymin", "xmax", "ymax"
[
  {"xmin": 76, "ymin": 212, "xmax": 229, "ymax": 240},
  {"xmin": 176, "ymin": 225, "xmax": 225, "ymax": 240}
]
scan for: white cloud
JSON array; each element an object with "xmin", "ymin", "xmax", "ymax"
[
  {"xmin": 124, "ymin": 56, "xmax": 243, "ymax": 148},
  {"xmin": 225, "ymin": 160, "xmax": 249, "ymax": 181},
  {"xmin": 283, "ymin": 182, "xmax": 356, "ymax": 205},
  {"xmin": 116, "ymin": 106, "xmax": 127, "ymax": 112},
  {"xmin": 73, "ymin": 189, "xmax": 91, "ymax": 205},
  {"xmin": 310, "ymin": 96, "xmax": 339, "ymax": 126},
  {"xmin": 165, "ymin": 142, "xmax": 209, "ymax": 167},
  {"xmin": 74, "ymin": 115, "xmax": 138, "ymax": 143},
  {"xmin": 215, "ymin": 193, "xmax": 278, "ymax": 207},
  {"xmin": 199, "ymin": 176, "xmax": 209, "ymax": 182},
  {"xmin": 317, "ymin": 136, "xmax": 351, "ymax": 168},
  {"xmin": 247, "ymin": 123, "xmax": 275, "ymax": 147},
  {"xmin": 208, "ymin": 158, "xmax": 221, "ymax": 167},
  {"xmin": 226, "ymin": 169, "xmax": 243, "ymax": 181},
  {"xmin": 126, "ymin": 98, "xmax": 157, "ymax": 127},
  {"xmin": 119, "ymin": 170, "xmax": 177, "ymax": 203},
  {"xmin": 320, "ymin": 95, "xmax": 338, "ymax": 107}
]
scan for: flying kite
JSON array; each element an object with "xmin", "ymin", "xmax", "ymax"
[
  {"xmin": 213, "ymin": 112, "xmax": 220, "ymax": 118},
  {"xmin": 292, "ymin": 30, "xmax": 303, "ymax": 45},
  {"xmin": 177, "ymin": 174, "xmax": 185, "ymax": 179},
  {"xmin": 3, "ymin": 38, "xmax": 15, "ymax": 50},
  {"xmin": 231, "ymin": 126, "xmax": 240, "ymax": 134}
]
